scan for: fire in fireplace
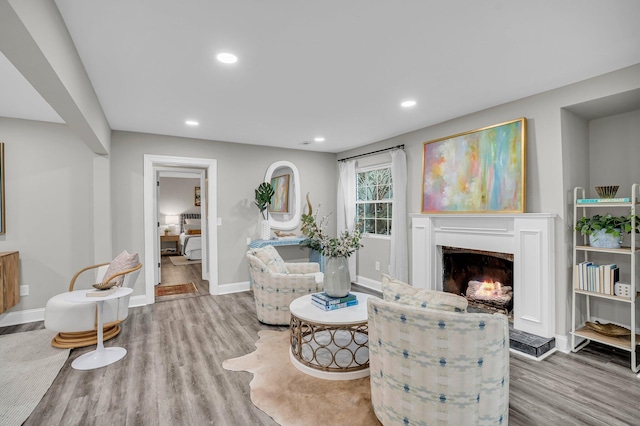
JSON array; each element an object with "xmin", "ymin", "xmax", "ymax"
[{"xmin": 442, "ymin": 246, "xmax": 514, "ymax": 316}]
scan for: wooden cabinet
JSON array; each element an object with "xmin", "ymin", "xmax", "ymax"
[
  {"xmin": 0, "ymin": 251, "xmax": 19, "ymax": 314},
  {"xmin": 571, "ymin": 185, "xmax": 639, "ymax": 372}
]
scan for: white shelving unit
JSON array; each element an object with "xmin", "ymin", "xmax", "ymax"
[{"xmin": 571, "ymin": 184, "xmax": 640, "ymax": 372}]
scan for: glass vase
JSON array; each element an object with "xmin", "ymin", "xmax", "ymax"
[{"xmin": 323, "ymin": 256, "xmax": 351, "ymax": 297}]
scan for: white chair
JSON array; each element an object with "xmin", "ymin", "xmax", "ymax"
[
  {"xmin": 45, "ymin": 253, "xmax": 142, "ymax": 349},
  {"xmin": 247, "ymin": 245, "xmax": 323, "ymax": 325},
  {"xmin": 367, "ymin": 274, "xmax": 510, "ymax": 425}
]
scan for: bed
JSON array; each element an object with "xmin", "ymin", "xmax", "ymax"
[{"xmin": 179, "ymin": 213, "xmax": 202, "ymax": 260}]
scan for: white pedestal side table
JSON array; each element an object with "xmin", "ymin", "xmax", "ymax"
[
  {"xmin": 289, "ymin": 292, "xmax": 372, "ymax": 380},
  {"xmin": 65, "ymin": 287, "xmax": 133, "ymax": 370}
]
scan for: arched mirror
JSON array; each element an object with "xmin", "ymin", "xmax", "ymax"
[{"xmin": 264, "ymin": 161, "xmax": 301, "ymax": 230}]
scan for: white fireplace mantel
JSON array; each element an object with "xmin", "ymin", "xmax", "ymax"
[{"xmin": 411, "ymin": 213, "xmax": 556, "ymax": 339}]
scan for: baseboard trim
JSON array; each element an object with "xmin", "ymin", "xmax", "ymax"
[
  {"xmin": 129, "ymin": 294, "xmax": 148, "ymax": 308},
  {"xmin": 216, "ymin": 281, "xmax": 251, "ymax": 295},
  {"xmin": 0, "ymin": 307, "xmax": 45, "ymax": 327},
  {"xmin": 554, "ymin": 334, "xmax": 571, "ymax": 354},
  {"xmin": 354, "ymin": 275, "xmax": 381, "ymax": 293}
]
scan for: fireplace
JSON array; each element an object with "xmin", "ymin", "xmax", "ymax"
[
  {"xmin": 411, "ymin": 213, "xmax": 556, "ymax": 339},
  {"xmin": 442, "ymin": 247, "xmax": 514, "ymax": 317}
]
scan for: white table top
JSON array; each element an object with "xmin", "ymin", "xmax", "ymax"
[
  {"xmin": 289, "ymin": 292, "xmax": 377, "ymax": 325},
  {"xmin": 65, "ymin": 286, "xmax": 133, "ymax": 303}
]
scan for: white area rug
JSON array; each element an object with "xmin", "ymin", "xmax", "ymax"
[
  {"xmin": 169, "ymin": 255, "xmax": 202, "ymax": 266},
  {"xmin": 0, "ymin": 329, "xmax": 69, "ymax": 426}
]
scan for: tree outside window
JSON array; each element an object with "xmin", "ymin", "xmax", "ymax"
[{"xmin": 356, "ymin": 166, "xmax": 392, "ymax": 236}]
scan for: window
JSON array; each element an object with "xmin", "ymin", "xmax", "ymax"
[{"xmin": 356, "ymin": 165, "xmax": 392, "ymax": 236}]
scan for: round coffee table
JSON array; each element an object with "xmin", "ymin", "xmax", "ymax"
[
  {"xmin": 65, "ymin": 287, "xmax": 133, "ymax": 370},
  {"xmin": 289, "ymin": 292, "xmax": 372, "ymax": 380}
]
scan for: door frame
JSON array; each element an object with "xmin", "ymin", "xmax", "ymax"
[{"xmin": 143, "ymin": 155, "xmax": 218, "ymax": 305}]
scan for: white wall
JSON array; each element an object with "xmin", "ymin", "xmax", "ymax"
[
  {"xmin": 0, "ymin": 117, "xmax": 99, "ymax": 314},
  {"xmin": 159, "ymin": 176, "xmax": 200, "ymax": 221},
  {"xmin": 582, "ymin": 109, "xmax": 640, "ymax": 327},
  {"xmin": 110, "ymin": 130, "xmax": 337, "ymax": 291},
  {"xmin": 339, "ymin": 63, "xmax": 640, "ymax": 338}
]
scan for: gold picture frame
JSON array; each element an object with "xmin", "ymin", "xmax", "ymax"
[{"xmin": 421, "ymin": 118, "xmax": 526, "ymax": 213}]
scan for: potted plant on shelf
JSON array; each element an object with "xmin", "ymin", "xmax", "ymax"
[
  {"xmin": 301, "ymin": 202, "xmax": 363, "ymax": 298},
  {"xmin": 254, "ymin": 182, "xmax": 275, "ymax": 240},
  {"xmin": 575, "ymin": 213, "xmax": 639, "ymax": 248}
]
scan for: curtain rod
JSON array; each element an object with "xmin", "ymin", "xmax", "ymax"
[{"xmin": 338, "ymin": 144, "xmax": 404, "ymax": 162}]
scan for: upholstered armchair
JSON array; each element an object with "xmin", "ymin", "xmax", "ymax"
[
  {"xmin": 367, "ymin": 274, "xmax": 510, "ymax": 425},
  {"xmin": 246, "ymin": 245, "xmax": 323, "ymax": 325},
  {"xmin": 44, "ymin": 251, "xmax": 142, "ymax": 348}
]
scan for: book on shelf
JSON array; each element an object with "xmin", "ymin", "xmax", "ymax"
[
  {"xmin": 86, "ymin": 287, "xmax": 117, "ymax": 297},
  {"xmin": 575, "ymin": 261, "xmax": 618, "ymax": 295},
  {"xmin": 576, "ymin": 198, "xmax": 630, "ymax": 204},
  {"xmin": 311, "ymin": 292, "xmax": 357, "ymax": 306},
  {"xmin": 311, "ymin": 299, "xmax": 358, "ymax": 311}
]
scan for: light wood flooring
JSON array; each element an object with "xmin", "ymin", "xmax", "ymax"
[
  {"xmin": 2, "ymin": 261, "xmax": 640, "ymax": 425},
  {"xmin": 155, "ymin": 255, "xmax": 209, "ymax": 303}
]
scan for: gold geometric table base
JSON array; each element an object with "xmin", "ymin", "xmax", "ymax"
[{"xmin": 290, "ymin": 314, "xmax": 369, "ymax": 375}]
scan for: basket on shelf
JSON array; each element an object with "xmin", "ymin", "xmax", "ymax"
[{"xmin": 585, "ymin": 320, "xmax": 631, "ymax": 337}]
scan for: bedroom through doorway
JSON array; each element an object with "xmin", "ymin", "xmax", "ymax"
[{"xmin": 156, "ymin": 170, "xmax": 209, "ymax": 302}]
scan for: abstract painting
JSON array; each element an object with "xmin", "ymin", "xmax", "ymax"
[
  {"xmin": 270, "ymin": 174, "xmax": 290, "ymax": 213},
  {"xmin": 422, "ymin": 118, "xmax": 526, "ymax": 213}
]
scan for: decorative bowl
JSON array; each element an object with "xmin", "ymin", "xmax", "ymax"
[
  {"xmin": 595, "ymin": 185, "xmax": 619, "ymax": 198},
  {"xmin": 92, "ymin": 281, "xmax": 118, "ymax": 290}
]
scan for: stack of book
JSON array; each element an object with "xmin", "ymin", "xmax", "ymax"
[
  {"xmin": 576, "ymin": 197, "xmax": 630, "ymax": 204},
  {"xmin": 311, "ymin": 292, "xmax": 358, "ymax": 311},
  {"xmin": 575, "ymin": 261, "xmax": 619, "ymax": 295}
]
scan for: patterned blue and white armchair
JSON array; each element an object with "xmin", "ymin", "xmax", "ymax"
[
  {"xmin": 367, "ymin": 274, "xmax": 510, "ymax": 425},
  {"xmin": 246, "ymin": 245, "xmax": 323, "ymax": 325}
]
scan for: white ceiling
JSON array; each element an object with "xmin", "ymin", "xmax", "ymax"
[{"xmin": 2, "ymin": 1, "xmax": 640, "ymax": 153}]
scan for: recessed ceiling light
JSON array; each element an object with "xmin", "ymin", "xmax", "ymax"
[
  {"xmin": 314, "ymin": 137, "xmax": 325, "ymax": 143},
  {"xmin": 401, "ymin": 100, "xmax": 417, "ymax": 108},
  {"xmin": 216, "ymin": 52, "xmax": 238, "ymax": 64},
  {"xmin": 185, "ymin": 120, "xmax": 199, "ymax": 126}
]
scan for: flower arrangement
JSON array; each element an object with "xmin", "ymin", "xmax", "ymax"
[{"xmin": 301, "ymin": 205, "xmax": 363, "ymax": 258}]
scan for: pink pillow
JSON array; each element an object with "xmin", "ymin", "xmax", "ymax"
[{"xmin": 104, "ymin": 250, "xmax": 140, "ymax": 286}]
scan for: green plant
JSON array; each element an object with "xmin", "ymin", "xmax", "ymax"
[
  {"xmin": 575, "ymin": 213, "xmax": 640, "ymax": 240},
  {"xmin": 254, "ymin": 182, "xmax": 275, "ymax": 220},
  {"xmin": 301, "ymin": 206, "xmax": 363, "ymax": 257}
]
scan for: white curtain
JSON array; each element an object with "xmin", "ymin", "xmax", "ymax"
[
  {"xmin": 390, "ymin": 149, "xmax": 408, "ymax": 282},
  {"xmin": 337, "ymin": 160, "xmax": 357, "ymax": 279}
]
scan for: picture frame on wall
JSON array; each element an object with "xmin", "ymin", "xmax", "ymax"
[
  {"xmin": 270, "ymin": 174, "xmax": 290, "ymax": 213},
  {"xmin": 0, "ymin": 142, "xmax": 4, "ymax": 234},
  {"xmin": 421, "ymin": 118, "xmax": 526, "ymax": 213},
  {"xmin": 194, "ymin": 186, "xmax": 201, "ymax": 207}
]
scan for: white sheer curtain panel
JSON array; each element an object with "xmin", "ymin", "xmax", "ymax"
[
  {"xmin": 337, "ymin": 160, "xmax": 357, "ymax": 278},
  {"xmin": 390, "ymin": 149, "xmax": 408, "ymax": 282}
]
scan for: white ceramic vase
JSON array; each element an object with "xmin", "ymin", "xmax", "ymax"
[
  {"xmin": 323, "ymin": 256, "xmax": 351, "ymax": 297},
  {"xmin": 260, "ymin": 220, "xmax": 271, "ymax": 241},
  {"xmin": 589, "ymin": 229, "xmax": 622, "ymax": 249}
]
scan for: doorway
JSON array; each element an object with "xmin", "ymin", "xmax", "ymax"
[
  {"xmin": 143, "ymin": 155, "xmax": 218, "ymax": 305},
  {"xmin": 156, "ymin": 172, "xmax": 208, "ymax": 302}
]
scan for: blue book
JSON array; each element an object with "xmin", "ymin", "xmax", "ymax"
[
  {"xmin": 311, "ymin": 292, "xmax": 357, "ymax": 305},
  {"xmin": 577, "ymin": 198, "xmax": 630, "ymax": 204},
  {"xmin": 311, "ymin": 299, "xmax": 358, "ymax": 311}
]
